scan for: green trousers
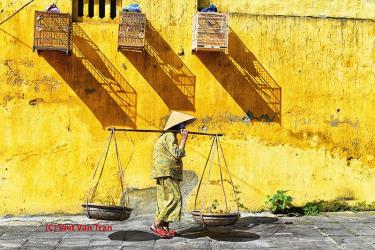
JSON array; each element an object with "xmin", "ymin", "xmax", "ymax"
[{"xmin": 155, "ymin": 177, "xmax": 182, "ymax": 222}]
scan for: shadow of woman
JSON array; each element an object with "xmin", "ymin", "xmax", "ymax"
[
  {"xmin": 108, "ymin": 216, "xmax": 277, "ymax": 243},
  {"xmin": 108, "ymin": 229, "xmax": 259, "ymax": 243},
  {"xmin": 181, "ymin": 230, "xmax": 260, "ymax": 242},
  {"xmin": 177, "ymin": 216, "xmax": 279, "ymax": 241},
  {"xmin": 108, "ymin": 230, "xmax": 159, "ymax": 241}
]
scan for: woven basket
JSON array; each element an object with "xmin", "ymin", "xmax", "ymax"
[
  {"xmin": 190, "ymin": 210, "xmax": 240, "ymax": 226},
  {"xmin": 82, "ymin": 203, "xmax": 132, "ymax": 221}
]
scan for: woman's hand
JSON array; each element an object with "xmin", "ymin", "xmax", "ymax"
[
  {"xmin": 180, "ymin": 129, "xmax": 188, "ymax": 141},
  {"xmin": 178, "ymin": 129, "xmax": 188, "ymax": 152}
]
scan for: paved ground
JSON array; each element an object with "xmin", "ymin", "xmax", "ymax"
[{"xmin": 0, "ymin": 212, "xmax": 374, "ymax": 249}]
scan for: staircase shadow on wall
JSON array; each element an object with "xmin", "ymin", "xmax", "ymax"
[
  {"xmin": 120, "ymin": 21, "xmax": 196, "ymax": 111},
  {"xmin": 40, "ymin": 23, "xmax": 137, "ymax": 128},
  {"xmin": 195, "ymin": 30, "xmax": 282, "ymax": 124}
]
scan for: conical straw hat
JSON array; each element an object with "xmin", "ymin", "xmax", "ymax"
[{"xmin": 164, "ymin": 111, "xmax": 196, "ymax": 130}]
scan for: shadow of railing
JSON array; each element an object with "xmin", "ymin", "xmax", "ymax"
[
  {"xmin": 195, "ymin": 29, "xmax": 281, "ymax": 123},
  {"xmin": 0, "ymin": 28, "xmax": 32, "ymax": 49},
  {"xmin": 40, "ymin": 22, "xmax": 137, "ymax": 128},
  {"xmin": 228, "ymin": 29, "xmax": 281, "ymax": 123},
  {"xmin": 72, "ymin": 23, "xmax": 137, "ymax": 123},
  {"xmin": 120, "ymin": 21, "xmax": 195, "ymax": 111}
]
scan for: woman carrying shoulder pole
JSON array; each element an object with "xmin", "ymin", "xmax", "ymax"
[{"xmin": 150, "ymin": 111, "xmax": 196, "ymax": 238}]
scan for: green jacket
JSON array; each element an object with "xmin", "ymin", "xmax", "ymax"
[{"xmin": 152, "ymin": 132, "xmax": 185, "ymax": 181}]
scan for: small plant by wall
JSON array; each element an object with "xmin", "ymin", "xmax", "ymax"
[
  {"xmin": 265, "ymin": 190, "xmax": 294, "ymax": 213},
  {"xmin": 303, "ymin": 200, "xmax": 375, "ymax": 215}
]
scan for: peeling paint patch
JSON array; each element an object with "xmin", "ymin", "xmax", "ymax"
[
  {"xmin": 198, "ymin": 125, "xmax": 208, "ymax": 132},
  {"xmin": 33, "ymin": 76, "xmax": 61, "ymax": 93},
  {"xmin": 330, "ymin": 118, "xmax": 353, "ymax": 127},
  {"xmin": 328, "ymin": 115, "xmax": 359, "ymax": 128},
  {"xmin": 51, "ymin": 142, "xmax": 69, "ymax": 153},
  {"xmin": 2, "ymin": 95, "xmax": 13, "ymax": 109},
  {"xmin": 22, "ymin": 59, "xmax": 34, "ymax": 68},
  {"xmin": 200, "ymin": 116, "xmax": 213, "ymax": 124},
  {"xmin": 4, "ymin": 61, "xmax": 27, "ymax": 86},
  {"xmin": 1, "ymin": 93, "xmax": 25, "ymax": 110},
  {"xmin": 246, "ymin": 111, "xmax": 277, "ymax": 123},
  {"xmin": 6, "ymin": 151, "xmax": 39, "ymax": 163}
]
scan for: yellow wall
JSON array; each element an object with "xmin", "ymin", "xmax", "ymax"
[{"xmin": 0, "ymin": 0, "xmax": 375, "ymax": 215}]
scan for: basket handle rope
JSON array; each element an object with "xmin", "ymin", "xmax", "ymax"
[
  {"xmin": 86, "ymin": 129, "xmax": 114, "ymax": 217},
  {"xmin": 217, "ymin": 136, "xmax": 240, "ymax": 215},
  {"xmin": 193, "ymin": 136, "xmax": 217, "ymax": 226},
  {"xmin": 193, "ymin": 135, "xmax": 240, "ymax": 224},
  {"xmin": 113, "ymin": 129, "xmax": 129, "ymax": 208},
  {"xmin": 193, "ymin": 135, "xmax": 216, "ymax": 211},
  {"xmin": 200, "ymin": 136, "xmax": 217, "ymax": 226},
  {"xmin": 216, "ymin": 135, "xmax": 228, "ymax": 212}
]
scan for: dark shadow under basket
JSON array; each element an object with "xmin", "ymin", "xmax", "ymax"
[
  {"xmin": 82, "ymin": 203, "xmax": 132, "ymax": 221},
  {"xmin": 190, "ymin": 210, "xmax": 240, "ymax": 226}
]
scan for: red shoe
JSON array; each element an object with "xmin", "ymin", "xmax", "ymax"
[
  {"xmin": 166, "ymin": 229, "xmax": 180, "ymax": 237},
  {"xmin": 150, "ymin": 224, "xmax": 172, "ymax": 239}
]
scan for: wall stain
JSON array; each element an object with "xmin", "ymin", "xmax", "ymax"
[
  {"xmin": 29, "ymin": 98, "xmax": 44, "ymax": 106},
  {"xmin": 5, "ymin": 142, "xmax": 69, "ymax": 163},
  {"xmin": 4, "ymin": 60, "xmax": 27, "ymax": 86},
  {"xmin": 328, "ymin": 114, "xmax": 357, "ymax": 127},
  {"xmin": 2, "ymin": 95, "xmax": 13, "ymax": 109},
  {"xmin": 33, "ymin": 76, "xmax": 61, "ymax": 93}
]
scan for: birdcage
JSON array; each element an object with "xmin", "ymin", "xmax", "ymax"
[
  {"xmin": 118, "ymin": 11, "xmax": 146, "ymax": 51},
  {"xmin": 192, "ymin": 12, "xmax": 229, "ymax": 53},
  {"xmin": 33, "ymin": 11, "xmax": 72, "ymax": 54}
]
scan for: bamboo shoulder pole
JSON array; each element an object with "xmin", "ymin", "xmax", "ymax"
[{"xmin": 107, "ymin": 128, "xmax": 224, "ymax": 137}]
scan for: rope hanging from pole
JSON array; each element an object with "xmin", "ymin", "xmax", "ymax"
[
  {"xmin": 218, "ymin": 136, "xmax": 240, "ymax": 214},
  {"xmin": 85, "ymin": 129, "xmax": 130, "ymax": 218},
  {"xmin": 193, "ymin": 135, "xmax": 240, "ymax": 225}
]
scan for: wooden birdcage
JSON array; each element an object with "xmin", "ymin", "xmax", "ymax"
[
  {"xmin": 118, "ymin": 12, "xmax": 146, "ymax": 51},
  {"xmin": 33, "ymin": 11, "xmax": 72, "ymax": 55},
  {"xmin": 192, "ymin": 12, "xmax": 229, "ymax": 53}
]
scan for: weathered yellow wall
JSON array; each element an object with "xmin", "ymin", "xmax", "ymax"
[{"xmin": 0, "ymin": 0, "xmax": 375, "ymax": 215}]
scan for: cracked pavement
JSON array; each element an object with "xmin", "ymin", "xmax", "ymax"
[{"xmin": 0, "ymin": 212, "xmax": 374, "ymax": 249}]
